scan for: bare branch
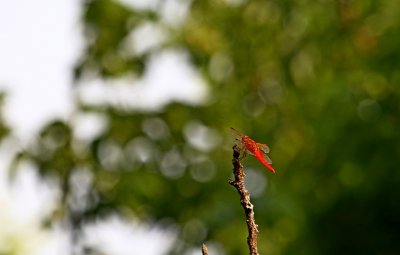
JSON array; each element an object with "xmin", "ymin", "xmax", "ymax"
[
  {"xmin": 229, "ymin": 145, "xmax": 259, "ymax": 255},
  {"xmin": 202, "ymin": 243, "xmax": 209, "ymax": 255}
]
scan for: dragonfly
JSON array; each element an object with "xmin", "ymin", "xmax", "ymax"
[{"xmin": 231, "ymin": 127, "xmax": 276, "ymax": 173}]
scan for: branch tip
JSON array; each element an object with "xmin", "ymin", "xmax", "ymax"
[{"xmin": 202, "ymin": 243, "xmax": 209, "ymax": 255}]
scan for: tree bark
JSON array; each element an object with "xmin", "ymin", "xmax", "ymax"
[{"xmin": 229, "ymin": 145, "xmax": 259, "ymax": 255}]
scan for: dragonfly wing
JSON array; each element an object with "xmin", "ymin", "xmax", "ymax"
[
  {"xmin": 262, "ymin": 153, "xmax": 272, "ymax": 164},
  {"xmin": 257, "ymin": 143, "xmax": 270, "ymax": 154},
  {"xmin": 230, "ymin": 127, "xmax": 242, "ymax": 139},
  {"xmin": 230, "ymin": 127, "xmax": 244, "ymax": 146}
]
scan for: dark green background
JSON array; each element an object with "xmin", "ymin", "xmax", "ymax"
[{"xmin": 6, "ymin": 0, "xmax": 400, "ymax": 254}]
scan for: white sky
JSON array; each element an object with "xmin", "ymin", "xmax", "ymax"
[
  {"xmin": 0, "ymin": 0, "xmax": 207, "ymax": 254},
  {"xmin": 0, "ymin": 0, "xmax": 80, "ymax": 140}
]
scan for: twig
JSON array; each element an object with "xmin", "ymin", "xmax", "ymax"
[
  {"xmin": 202, "ymin": 243, "xmax": 209, "ymax": 255},
  {"xmin": 229, "ymin": 145, "xmax": 259, "ymax": 255}
]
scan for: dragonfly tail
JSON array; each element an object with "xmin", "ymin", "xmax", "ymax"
[{"xmin": 256, "ymin": 154, "xmax": 276, "ymax": 173}]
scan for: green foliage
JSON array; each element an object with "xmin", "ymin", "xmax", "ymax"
[{"xmin": 10, "ymin": 0, "xmax": 400, "ymax": 254}]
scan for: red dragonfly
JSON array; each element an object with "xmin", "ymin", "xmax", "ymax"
[{"xmin": 231, "ymin": 127, "xmax": 276, "ymax": 173}]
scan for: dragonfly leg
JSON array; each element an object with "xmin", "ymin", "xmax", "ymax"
[
  {"xmin": 239, "ymin": 150, "xmax": 247, "ymax": 160},
  {"xmin": 233, "ymin": 140, "xmax": 247, "ymax": 160}
]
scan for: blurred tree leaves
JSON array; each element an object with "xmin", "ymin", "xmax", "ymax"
[{"xmin": 10, "ymin": 0, "xmax": 400, "ymax": 254}]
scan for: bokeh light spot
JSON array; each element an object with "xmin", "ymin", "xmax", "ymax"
[
  {"xmin": 142, "ymin": 117, "xmax": 169, "ymax": 140},
  {"xmin": 357, "ymin": 99, "xmax": 381, "ymax": 122},
  {"xmin": 160, "ymin": 148, "xmax": 186, "ymax": 179},
  {"xmin": 97, "ymin": 140, "xmax": 125, "ymax": 170},
  {"xmin": 189, "ymin": 159, "xmax": 216, "ymax": 183},
  {"xmin": 244, "ymin": 168, "xmax": 267, "ymax": 197},
  {"xmin": 125, "ymin": 136, "xmax": 155, "ymax": 164},
  {"xmin": 183, "ymin": 121, "xmax": 221, "ymax": 152},
  {"xmin": 209, "ymin": 52, "xmax": 234, "ymax": 82},
  {"xmin": 182, "ymin": 219, "xmax": 207, "ymax": 243}
]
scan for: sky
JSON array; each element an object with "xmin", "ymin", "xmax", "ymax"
[
  {"xmin": 0, "ymin": 0, "xmax": 208, "ymax": 254},
  {"xmin": 0, "ymin": 0, "xmax": 79, "ymax": 140}
]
